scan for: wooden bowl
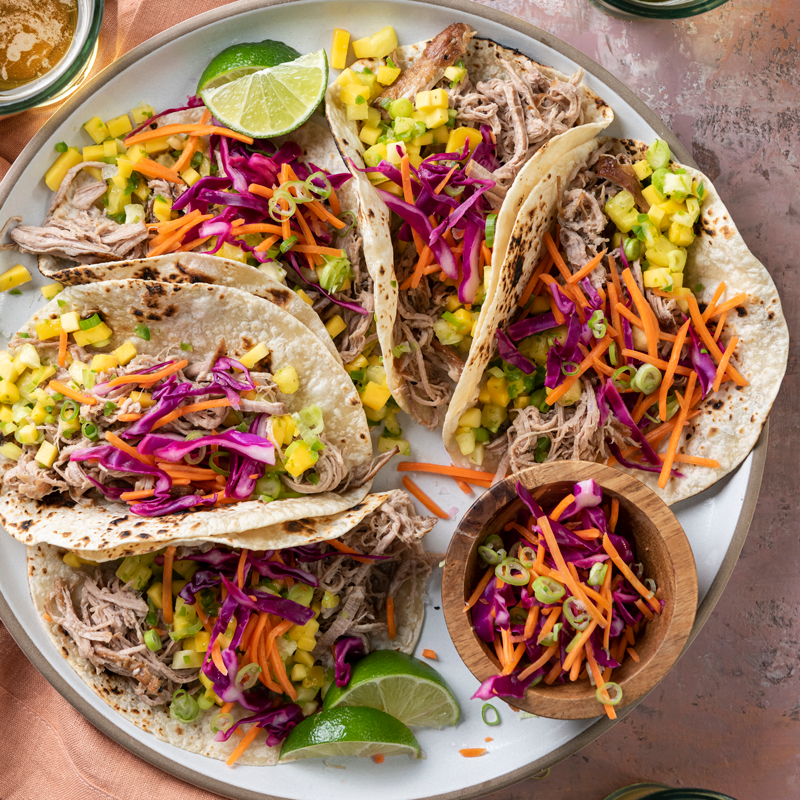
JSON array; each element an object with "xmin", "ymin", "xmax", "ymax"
[{"xmin": 442, "ymin": 462, "xmax": 698, "ymax": 719}]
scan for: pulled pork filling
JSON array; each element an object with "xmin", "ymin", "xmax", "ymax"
[{"xmin": 45, "ymin": 492, "xmax": 434, "ymax": 707}]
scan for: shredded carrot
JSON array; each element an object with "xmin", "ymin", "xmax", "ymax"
[
  {"xmin": 57, "ymin": 327, "xmax": 68, "ymax": 368},
  {"xmin": 544, "ymin": 659, "xmax": 563, "ymax": 685},
  {"xmin": 658, "ymin": 372, "xmax": 697, "ymax": 489},
  {"xmin": 236, "ymin": 548, "xmax": 249, "ymax": 589},
  {"xmin": 661, "ymin": 453, "xmax": 720, "ymax": 467},
  {"xmin": 713, "ymin": 335, "xmax": 739, "ymax": 392},
  {"xmin": 232, "ymin": 223, "xmax": 285, "ymax": 236},
  {"xmin": 503, "ymin": 642, "xmax": 527, "ymax": 675},
  {"xmin": 545, "ymin": 334, "xmax": 612, "ymax": 405},
  {"xmin": 659, "ymin": 319, "xmax": 690, "ymax": 421},
  {"xmin": 543, "ymin": 231, "xmax": 571, "ymax": 281},
  {"xmin": 172, "ymin": 109, "xmax": 212, "ymax": 173},
  {"xmin": 585, "ymin": 644, "xmax": 616, "ymax": 720},
  {"xmin": 635, "ymin": 598, "xmax": 655, "ymax": 621},
  {"xmin": 147, "ymin": 213, "xmax": 214, "ymax": 257},
  {"xmin": 573, "ymin": 528, "xmax": 602, "ymax": 540},
  {"xmin": 536, "ymin": 607, "xmax": 562, "ymax": 644},
  {"xmin": 701, "ymin": 282, "xmax": 727, "ymax": 321},
  {"xmin": 567, "ymin": 250, "xmax": 607, "ymax": 284},
  {"xmin": 162, "ymin": 545, "xmax": 176, "ymax": 624},
  {"xmin": 569, "ymin": 646, "xmax": 585, "ymax": 681},
  {"xmin": 292, "ymin": 244, "xmax": 345, "ymax": 257},
  {"xmin": 434, "ymin": 164, "xmax": 458, "ymax": 194},
  {"xmin": 246, "ymin": 611, "xmax": 269, "ymax": 665},
  {"xmin": 225, "ymin": 724, "xmax": 260, "ymax": 766},
  {"xmin": 459, "ymin": 749, "xmax": 487, "ymax": 758},
  {"xmin": 148, "ymin": 208, "xmax": 201, "ymax": 235},
  {"xmin": 560, "ymin": 621, "xmax": 599, "ymax": 673},
  {"xmin": 523, "ymin": 605, "xmax": 540, "ymax": 641},
  {"xmin": 48, "ymin": 380, "xmax": 96, "ymax": 405},
  {"xmin": 120, "ymin": 489, "xmax": 156, "ymax": 501},
  {"xmin": 464, "ymin": 566, "xmax": 495, "ymax": 613},
  {"xmin": 248, "ymin": 182, "xmax": 274, "ymax": 200},
  {"xmin": 627, "ymin": 646, "xmax": 640, "ymax": 663},
  {"xmin": 129, "ymin": 157, "xmax": 184, "ymax": 185},
  {"xmin": 713, "ymin": 310, "xmax": 728, "ymax": 342},
  {"xmin": 256, "ymin": 623, "xmax": 283, "ymax": 693},
  {"xmin": 518, "ymin": 252, "xmax": 552, "ymax": 307},
  {"xmin": 386, "ymin": 597, "xmax": 396, "ymax": 640},
  {"xmin": 402, "ymin": 245, "xmax": 433, "ymax": 291},
  {"xmin": 254, "ymin": 234, "xmax": 281, "ymax": 253},
  {"xmin": 609, "ymin": 498, "xmax": 619, "ymax": 533},
  {"xmin": 103, "ymin": 431, "xmax": 156, "ymax": 467},
  {"xmin": 687, "ymin": 295, "xmax": 747, "ymax": 385},
  {"xmin": 484, "ymin": 737, "xmax": 494, "ymax": 743},
  {"xmin": 539, "ymin": 515, "xmax": 606, "ymax": 628},
  {"xmin": 304, "ymin": 199, "xmax": 347, "ymax": 230},
  {"xmin": 397, "ymin": 462, "xmax": 496, "ymax": 482},
  {"xmin": 180, "ymin": 235, "xmax": 214, "ymax": 253},
  {"xmin": 401, "ymin": 476, "xmax": 449, "ymax": 519},
  {"xmin": 603, "ymin": 534, "xmax": 662, "ymax": 613},
  {"xmin": 151, "ymin": 398, "xmax": 231, "ymax": 431},
  {"xmin": 105, "ymin": 359, "xmax": 188, "ymax": 389},
  {"xmin": 373, "ymin": 754, "xmax": 385, "ymax": 764},
  {"xmin": 549, "ymin": 494, "xmax": 575, "ymax": 522},
  {"xmin": 622, "ymin": 350, "xmax": 692, "ymax": 377},
  {"xmin": 622, "ymin": 268, "xmax": 658, "ymax": 357},
  {"xmin": 707, "ymin": 292, "xmax": 747, "ymax": 319},
  {"xmin": 422, "ymin": 648, "xmax": 437, "ymax": 660},
  {"xmin": 493, "ymin": 634, "xmax": 505, "ymax": 666},
  {"xmin": 518, "ymin": 644, "xmax": 560, "ymax": 680},
  {"xmin": 326, "ymin": 538, "xmax": 374, "ymax": 564},
  {"xmin": 454, "ymin": 477, "xmax": 474, "ymax": 495},
  {"xmin": 126, "ymin": 123, "xmax": 254, "ymax": 146}
]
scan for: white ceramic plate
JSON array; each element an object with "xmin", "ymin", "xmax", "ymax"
[{"xmin": 0, "ymin": 1, "xmax": 767, "ymax": 798}]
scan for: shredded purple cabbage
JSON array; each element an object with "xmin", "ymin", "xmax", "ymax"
[
  {"xmin": 687, "ymin": 324, "xmax": 717, "ymax": 398},
  {"xmin": 214, "ymin": 703, "xmax": 305, "ymax": 746},
  {"xmin": 496, "ymin": 329, "xmax": 535, "ymax": 375},
  {"xmin": 506, "ymin": 312, "xmax": 558, "ymax": 341},
  {"xmin": 471, "ymin": 670, "xmax": 541, "ymax": 700},
  {"xmin": 334, "ymin": 637, "xmax": 364, "ymax": 686}
]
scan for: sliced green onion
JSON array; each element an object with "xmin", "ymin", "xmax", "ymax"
[
  {"xmin": 532, "ymin": 576, "xmax": 565, "ymax": 604},
  {"xmin": 485, "ymin": 214, "xmax": 497, "ymax": 249},
  {"xmin": 60, "ymin": 399, "xmax": 78, "ymax": 421},
  {"xmin": 644, "ymin": 578, "xmax": 657, "ymax": 593},
  {"xmin": 623, "ymin": 237, "xmax": 641, "ymax": 262},
  {"xmin": 596, "ymin": 682, "xmax": 623, "ymax": 706},
  {"xmin": 318, "ymin": 254, "xmax": 352, "ymax": 293},
  {"xmin": 169, "ymin": 689, "xmax": 200, "ymax": 722},
  {"xmin": 336, "ymin": 210, "xmax": 357, "ymax": 237},
  {"xmin": 54, "ymin": 142, "xmax": 68, "ymax": 153},
  {"xmin": 478, "ymin": 545, "xmax": 506, "ymax": 566},
  {"xmin": 184, "ymin": 445, "xmax": 207, "ymax": 466},
  {"xmin": 305, "ymin": 171, "xmax": 333, "ymax": 200},
  {"xmin": 210, "ymin": 711, "xmax": 234, "ymax": 733},
  {"xmin": 587, "ymin": 563, "xmax": 608, "ymax": 587},
  {"xmin": 103, "ymin": 401, "xmax": 116, "ymax": 417},
  {"xmin": 612, "ymin": 365, "xmax": 636, "ymax": 388},
  {"xmin": 392, "ymin": 342, "xmax": 412, "ymax": 358},
  {"xmin": 134, "ymin": 324, "xmax": 150, "ymax": 341},
  {"xmin": 565, "ymin": 632, "xmax": 583, "ymax": 654},
  {"xmin": 563, "ymin": 596, "xmax": 591, "ymax": 631},
  {"xmin": 495, "ymin": 557, "xmax": 529, "ymax": 586},
  {"xmin": 208, "ymin": 451, "xmax": 230, "ymax": 476},
  {"xmin": 78, "ymin": 313, "xmax": 102, "ymax": 330},
  {"xmin": 533, "ymin": 768, "xmax": 551, "ymax": 780},
  {"xmin": 540, "ymin": 621, "xmax": 562, "ymax": 646},
  {"xmin": 143, "ymin": 629, "xmax": 161, "ymax": 651},
  {"xmin": 197, "ymin": 692, "xmax": 215, "ymax": 710},
  {"xmin": 534, "ymin": 436, "xmax": 550, "ymax": 463},
  {"xmin": 180, "ymin": 342, "xmax": 193, "ymax": 352},
  {"xmin": 481, "ymin": 703, "xmax": 501, "ymax": 726},
  {"xmin": 588, "ymin": 310, "xmax": 607, "ymax": 339},
  {"xmin": 608, "ymin": 343, "xmax": 618, "ymax": 367},
  {"xmin": 82, "ymin": 422, "xmax": 99, "ymax": 441},
  {"xmin": 268, "ymin": 190, "xmax": 298, "ymax": 222},
  {"xmin": 561, "ymin": 361, "xmax": 579, "ymax": 376},
  {"xmin": 145, "ymin": 598, "xmax": 158, "ymax": 627},
  {"xmin": 235, "ymin": 663, "xmax": 262, "ymax": 691},
  {"xmin": 279, "ymin": 234, "xmax": 299, "ymax": 254},
  {"xmin": 631, "ymin": 364, "xmax": 662, "ymax": 395},
  {"xmin": 517, "ymin": 545, "xmax": 537, "ymax": 568}
]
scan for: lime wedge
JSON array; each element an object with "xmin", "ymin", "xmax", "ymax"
[
  {"xmin": 199, "ymin": 49, "xmax": 328, "ymax": 139},
  {"xmin": 322, "ymin": 650, "xmax": 460, "ymax": 729},
  {"xmin": 279, "ymin": 707, "xmax": 419, "ymax": 761},
  {"xmin": 197, "ymin": 40, "xmax": 302, "ymax": 93}
]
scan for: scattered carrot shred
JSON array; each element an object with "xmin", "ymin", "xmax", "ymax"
[
  {"xmin": 459, "ymin": 748, "xmax": 487, "ymax": 758},
  {"xmin": 386, "ymin": 597, "xmax": 396, "ymax": 640},
  {"xmin": 162, "ymin": 545, "xmax": 176, "ymax": 624},
  {"xmin": 226, "ymin": 724, "xmax": 260, "ymax": 766},
  {"xmin": 422, "ymin": 649, "xmax": 437, "ymax": 660},
  {"xmin": 401, "ymin": 476, "xmax": 449, "ymax": 519}
]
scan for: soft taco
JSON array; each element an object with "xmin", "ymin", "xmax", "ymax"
[
  {"xmin": 28, "ymin": 489, "xmax": 435, "ymax": 765},
  {"xmin": 9, "ymin": 94, "xmax": 380, "ymax": 367},
  {"xmin": 442, "ymin": 135, "xmax": 788, "ymax": 504},
  {"xmin": 0, "ymin": 279, "xmax": 396, "ymax": 552},
  {"xmin": 325, "ymin": 23, "xmax": 613, "ymax": 428}
]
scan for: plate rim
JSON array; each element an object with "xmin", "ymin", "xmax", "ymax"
[{"xmin": 0, "ymin": 0, "xmax": 766, "ymax": 797}]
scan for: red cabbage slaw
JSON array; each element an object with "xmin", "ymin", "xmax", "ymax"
[
  {"xmin": 69, "ymin": 357, "xmax": 281, "ymax": 516},
  {"xmin": 469, "ymin": 480, "xmax": 663, "ymax": 718}
]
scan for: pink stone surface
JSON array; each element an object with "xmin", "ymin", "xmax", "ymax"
[{"xmin": 478, "ymin": 1, "xmax": 799, "ymax": 797}]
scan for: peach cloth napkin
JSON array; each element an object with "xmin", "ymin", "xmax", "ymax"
[{"xmin": 0, "ymin": 3, "xmax": 245, "ymax": 797}]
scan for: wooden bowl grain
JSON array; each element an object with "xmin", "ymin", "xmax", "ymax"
[{"xmin": 442, "ymin": 462, "xmax": 698, "ymax": 719}]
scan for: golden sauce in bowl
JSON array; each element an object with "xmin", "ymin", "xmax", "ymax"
[{"xmin": 0, "ymin": 0, "xmax": 77, "ymax": 91}]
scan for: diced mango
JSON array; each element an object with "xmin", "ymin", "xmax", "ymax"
[
  {"xmin": 35, "ymin": 441, "xmax": 58, "ymax": 468},
  {"xmin": 0, "ymin": 442, "xmax": 23, "ymax": 461},
  {"xmin": 325, "ymin": 315, "xmax": 347, "ymax": 338},
  {"xmin": 429, "ymin": 88, "xmax": 449, "ymax": 109},
  {"xmin": 668, "ymin": 222, "xmax": 695, "ymax": 247},
  {"xmin": 446, "ymin": 127, "xmax": 482, "ymax": 155},
  {"xmin": 632, "ymin": 159, "xmax": 653, "ymax": 180},
  {"xmin": 444, "ymin": 64, "xmax": 467, "ymax": 84},
  {"xmin": 459, "ymin": 408, "xmax": 482, "ymax": 428},
  {"xmin": 486, "ymin": 375, "xmax": 510, "ymax": 408},
  {"xmin": 125, "ymin": 143, "xmax": 147, "ymax": 164},
  {"xmin": 340, "ymin": 83, "xmax": 371, "ymax": 107},
  {"xmin": 83, "ymin": 116, "xmax": 109, "ymax": 144},
  {"xmin": 478, "ymin": 380, "xmax": 491, "ymax": 405},
  {"xmin": 377, "ymin": 65, "xmax": 401, "ymax": 86},
  {"xmin": 0, "ymin": 264, "xmax": 32, "ymax": 292},
  {"xmin": 111, "ymin": 339, "xmax": 136, "ymax": 366},
  {"xmin": 360, "ymin": 381, "xmax": 391, "ymax": 411},
  {"xmin": 35, "ymin": 317, "xmax": 61, "ymax": 341},
  {"xmin": 330, "ymin": 28, "xmax": 350, "ymax": 70},
  {"xmin": 0, "ymin": 380, "xmax": 19, "ymax": 405},
  {"xmin": 415, "ymin": 91, "xmax": 433, "ymax": 111},
  {"xmin": 144, "ymin": 136, "xmax": 171, "ymax": 155},
  {"xmin": 294, "ymin": 288, "xmax": 314, "ymax": 306},
  {"xmin": 194, "ymin": 631, "xmax": 211, "ymax": 652},
  {"xmin": 642, "ymin": 267, "xmax": 673, "ymax": 290},
  {"xmin": 412, "ymin": 131, "xmax": 434, "ymax": 147},
  {"xmin": 445, "ymin": 295, "xmax": 462, "ymax": 313},
  {"xmin": 83, "ymin": 166, "xmax": 103, "ymax": 181},
  {"xmin": 73, "ymin": 321, "xmax": 113, "ymax": 347},
  {"xmin": 106, "ymin": 185, "xmax": 129, "ymax": 215},
  {"xmin": 130, "ymin": 103, "xmax": 155, "ymax": 124},
  {"xmin": 432, "ymin": 126, "xmax": 450, "ymax": 145},
  {"xmin": 240, "ymin": 342, "xmax": 269, "ymax": 369},
  {"xmin": 129, "ymin": 390, "xmax": 153, "ymax": 408},
  {"xmin": 91, "ymin": 354, "xmax": 119, "ymax": 373},
  {"xmin": 274, "ymin": 365, "xmax": 299, "ymax": 394},
  {"xmin": 345, "ymin": 354, "xmax": 368, "ymax": 372},
  {"xmin": 82, "ymin": 144, "xmax": 105, "ymax": 161},
  {"xmin": 425, "ymin": 108, "xmax": 450, "ymax": 129},
  {"xmin": 385, "ymin": 141, "xmax": 406, "ymax": 165},
  {"xmin": 362, "ymin": 142, "xmax": 388, "ymax": 168},
  {"xmin": 641, "ymin": 184, "xmax": 663, "ymax": 207},
  {"xmin": 335, "ymin": 68, "xmax": 358, "ymax": 87},
  {"xmin": 45, "ymin": 147, "xmax": 83, "ymax": 191},
  {"xmin": 284, "ymin": 441, "xmax": 318, "ymax": 478},
  {"xmin": 102, "ymin": 139, "xmax": 119, "ymax": 159},
  {"xmin": 351, "ymin": 36, "xmax": 374, "ymax": 59},
  {"xmin": 369, "ymin": 26, "xmax": 398, "ymax": 58},
  {"xmin": 358, "ymin": 124, "xmax": 382, "ymax": 146},
  {"xmin": 346, "ymin": 103, "xmax": 369, "ymax": 121},
  {"xmin": 271, "ymin": 414, "xmax": 296, "ymax": 446},
  {"xmin": 152, "ymin": 196, "xmax": 172, "ymax": 222},
  {"xmin": 179, "ymin": 167, "xmax": 200, "ymax": 186},
  {"xmin": 104, "ymin": 114, "xmax": 132, "ymax": 140},
  {"xmin": 41, "ymin": 282, "xmax": 63, "ymax": 300}
]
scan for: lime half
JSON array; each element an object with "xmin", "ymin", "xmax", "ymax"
[
  {"xmin": 323, "ymin": 650, "xmax": 460, "ymax": 729},
  {"xmin": 197, "ymin": 40, "xmax": 302, "ymax": 93},
  {"xmin": 279, "ymin": 707, "xmax": 419, "ymax": 761},
  {"xmin": 199, "ymin": 49, "xmax": 328, "ymax": 139}
]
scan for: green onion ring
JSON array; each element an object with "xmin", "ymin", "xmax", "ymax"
[
  {"xmin": 612, "ymin": 365, "xmax": 637, "ymax": 388},
  {"xmin": 169, "ymin": 689, "xmax": 200, "ymax": 723},
  {"xmin": 59, "ymin": 399, "xmax": 78, "ymax": 421},
  {"xmin": 587, "ymin": 563, "xmax": 608, "ymax": 587},
  {"xmin": 532, "ymin": 576, "xmax": 566, "ymax": 604},
  {"xmin": 336, "ymin": 210, "xmax": 357, "ymax": 237},
  {"xmin": 561, "ymin": 361, "xmax": 580, "ymax": 376},
  {"xmin": 481, "ymin": 703, "xmax": 500, "ymax": 726},
  {"xmin": 305, "ymin": 171, "xmax": 332, "ymax": 200},
  {"xmin": 533, "ymin": 768, "xmax": 551, "ymax": 780},
  {"xmin": 631, "ymin": 364, "xmax": 662, "ymax": 395},
  {"xmin": 81, "ymin": 421, "xmax": 99, "ymax": 441},
  {"xmin": 495, "ymin": 557, "xmax": 529, "ymax": 586},
  {"xmin": 235, "ymin": 663, "xmax": 262, "ymax": 691},
  {"xmin": 210, "ymin": 711, "xmax": 234, "ymax": 733},
  {"xmin": 596, "ymin": 682, "xmax": 623, "ymax": 706},
  {"xmin": 563, "ymin": 596, "xmax": 591, "ymax": 631},
  {"xmin": 208, "ymin": 451, "xmax": 230, "ymax": 476},
  {"xmin": 517, "ymin": 545, "xmax": 537, "ymax": 568}
]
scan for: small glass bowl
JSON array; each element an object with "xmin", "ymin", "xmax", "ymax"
[
  {"xmin": 0, "ymin": 0, "xmax": 104, "ymax": 118},
  {"xmin": 587, "ymin": 0, "xmax": 729, "ymax": 20}
]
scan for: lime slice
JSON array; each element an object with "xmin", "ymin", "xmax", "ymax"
[
  {"xmin": 199, "ymin": 49, "xmax": 328, "ymax": 139},
  {"xmin": 279, "ymin": 707, "xmax": 420, "ymax": 761},
  {"xmin": 197, "ymin": 40, "xmax": 302, "ymax": 93},
  {"xmin": 322, "ymin": 650, "xmax": 460, "ymax": 729}
]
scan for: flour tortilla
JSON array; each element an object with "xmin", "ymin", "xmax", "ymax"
[
  {"xmin": 0, "ymin": 280, "xmax": 373, "ymax": 550},
  {"xmin": 325, "ymin": 35, "xmax": 613, "ymax": 419},
  {"xmin": 26, "ymin": 489, "xmax": 429, "ymax": 764},
  {"xmin": 443, "ymin": 134, "xmax": 789, "ymax": 505}
]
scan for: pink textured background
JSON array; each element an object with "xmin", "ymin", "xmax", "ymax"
[{"xmin": 479, "ymin": 0, "xmax": 799, "ymax": 797}]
